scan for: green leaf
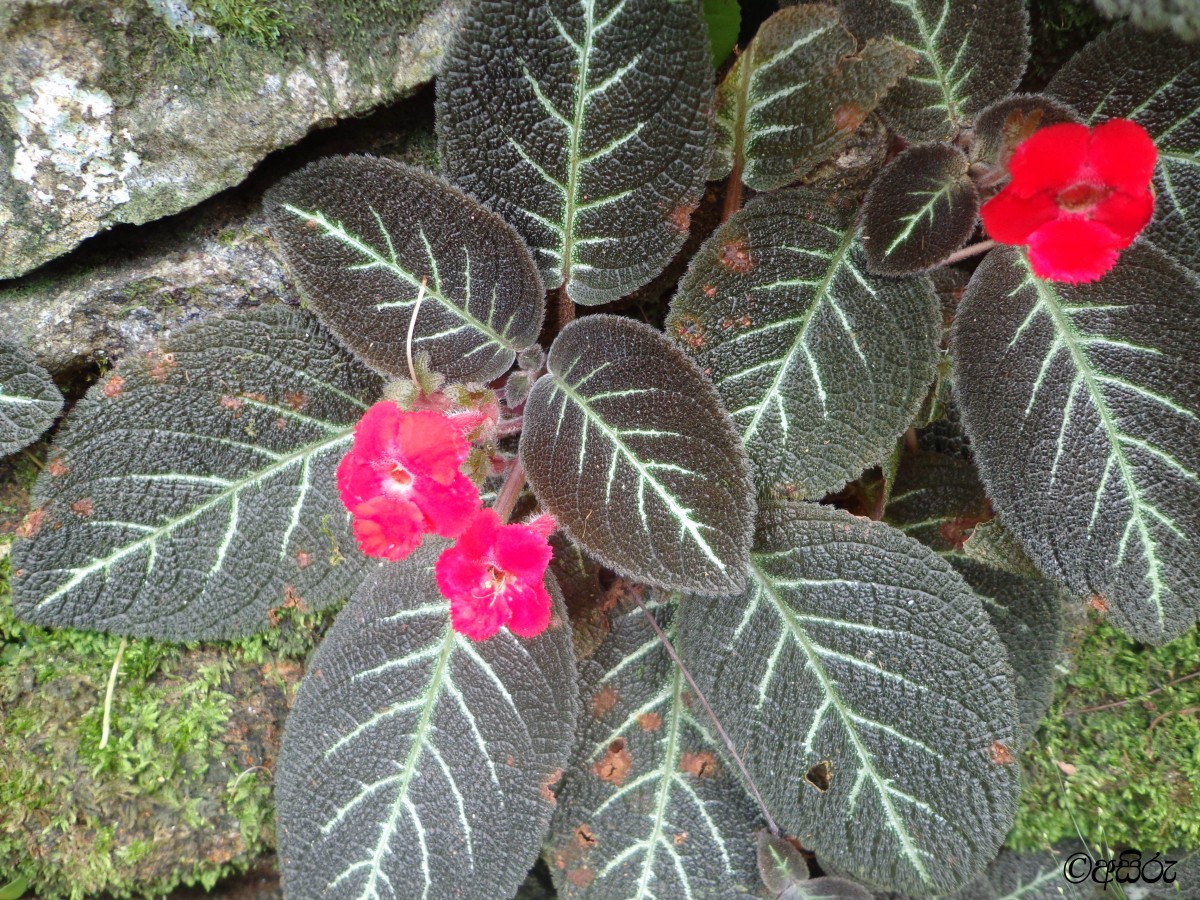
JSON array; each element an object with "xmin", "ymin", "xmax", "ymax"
[
  {"xmin": 277, "ymin": 541, "xmax": 578, "ymax": 899},
  {"xmin": 758, "ymin": 831, "xmax": 812, "ymax": 894},
  {"xmin": 436, "ymin": 0, "xmax": 714, "ymax": 306},
  {"xmin": 0, "ymin": 877, "xmax": 28, "ymax": 900},
  {"xmin": 677, "ymin": 503, "xmax": 1020, "ymax": 896},
  {"xmin": 667, "ymin": 188, "xmax": 940, "ymax": 500},
  {"xmin": 521, "ymin": 315, "xmax": 756, "ymax": 596},
  {"xmin": 265, "ymin": 157, "xmax": 545, "ymax": 383},
  {"xmin": 885, "ymin": 451, "xmax": 1064, "ymax": 748},
  {"xmin": 547, "ymin": 598, "xmax": 760, "ymax": 897},
  {"xmin": 838, "ymin": 0, "xmax": 1029, "ymax": 141},
  {"xmin": 0, "ymin": 339, "xmax": 61, "ymax": 456},
  {"xmin": 1047, "ymin": 24, "xmax": 1200, "ymax": 277},
  {"xmin": 713, "ymin": 5, "xmax": 915, "ymax": 191},
  {"xmin": 861, "ymin": 142, "xmax": 980, "ymax": 275},
  {"xmin": 12, "ymin": 307, "xmax": 381, "ymax": 639},
  {"xmin": 705, "ymin": 0, "xmax": 740, "ymax": 68},
  {"xmin": 952, "ymin": 246, "xmax": 1200, "ymax": 644}
]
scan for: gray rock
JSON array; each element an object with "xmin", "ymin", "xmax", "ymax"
[
  {"xmin": 0, "ymin": 0, "xmax": 460, "ymax": 279},
  {"xmin": 0, "ymin": 105, "xmax": 437, "ymax": 377}
]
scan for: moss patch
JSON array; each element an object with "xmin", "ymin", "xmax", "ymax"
[
  {"xmin": 0, "ymin": 451, "xmax": 339, "ymax": 898},
  {"xmin": 1011, "ymin": 611, "xmax": 1200, "ymax": 854}
]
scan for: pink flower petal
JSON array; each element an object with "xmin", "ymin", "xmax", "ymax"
[
  {"xmin": 1087, "ymin": 119, "xmax": 1158, "ymax": 195},
  {"xmin": 1027, "ymin": 218, "xmax": 1124, "ymax": 283},
  {"xmin": 981, "ymin": 189, "xmax": 1060, "ymax": 245},
  {"xmin": 1007, "ymin": 123, "xmax": 1090, "ymax": 196}
]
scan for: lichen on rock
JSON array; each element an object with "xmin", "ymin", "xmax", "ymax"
[{"xmin": 0, "ymin": 0, "xmax": 458, "ymax": 279}]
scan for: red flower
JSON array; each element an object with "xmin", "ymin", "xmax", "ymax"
[
  {"xmin": 980, "ymin": 119, "xmax": 1157, "ymax": 283},
  {"xmin": 337, "ymin": 402, "xmax": 480, "ymax": 560},
  {"xmin": 435, "ymin": 509, "xmax": 557, "ymax": 641}
]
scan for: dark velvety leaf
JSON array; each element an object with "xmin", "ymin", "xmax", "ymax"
[
  {"xmin": 12, "ymin": 307, "xmax": 380, "ymax": 640},
  {"xmin": 952, "ymin": 246, "xmax": 1200, "ymax": 644},
  {"xmin": 678, "ymin": 503, "xmax": 1020, "ymax": 896},
  {"xmin": 549, "ymin": 532, "xmax": 610, "ymax": 660},
  {"xmin": 795, "ymin": 878, "xmax": 873, "ymax": 900},
  {"xmin": 521, "ymin": 315, "xmax": 755, "ymax": 596},
  {"xmin": 265, "ymin": 157, "xmax": 545, "ymax": 383},
  {"xmin": 705, "ymin": 0, "xmax": 740, "ymax": 67},
  {"xmin": 712, "ymin": 5, "xmax": 915, "ymax": 190},
  {"xmin": 1048, "ymin": 25, "xmax": 1200, "ymax": 276},
  {"xmin": 437, "ymin": 0, "xmax": 713, "ymax": 306},
  {"xmin": 946, "ymin": 848, "xmax": 1071, "ymax": 900},
  {"xmin": 861, "ymin": 143, "xmax": 980, "ymax": 275},
  {"xmin": 0, "ymin": 339, "xmax": 62, "ymax": 456},
  {"xmin": 547, "ymin": 598, "xmax": 761, "ymax": 897},
  {"xmin": 886, "ymin": 452, "xmax": 1064, "ymax": 748},
  {"xmin": 838, "ymin": 0, "xmax": 1029, "ymax": 141},
  {"xmin": 667, "ymin": 188, "xmax": 940, "ymax": 500},
  {"xmin": 962, "ymin": 520, "xmax": 1041, "ymax": 580},
  {"xmin": 277, "ymin": 541, "xmax": 578, "ymax": 899},
  {"xmin": 970, "ymin": 94, "xmax": 1082, "ymax": 169}
]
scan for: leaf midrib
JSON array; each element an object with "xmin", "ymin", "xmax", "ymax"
[
  {"xmin": 1028, "ymin": 261, "xmax": 1170, "ymax": 626},
  {"xmin": 548, "ymin": 372, "xmax": 726, "ymax": 571},
  {"xmin": 894, "ymin": 0, "xmax": 957, "ymax": 125},
  {"xmin": 34, "ymin": 428, "xmax": 354, "ymax": 611},
  {"xmin": 741, "ymin": 225, "xmax": 856, "ymax": 442},
  {"xmin": 351, "ymin": 624, "xmax": 454, "ymax": 899},
  {"xmin": 634, "ymin": 652, "xmax": 685, "ymax": 898},
  {"xmin": 560, "ymin": 0, "xmax": 597, "ymax": 294},
  {"xmin": 281, "ymin": 204, "xmax": 515, "ymax": 350},
  {"xmin": 749, "ymin": 557, "xmax": 936, "ymax": 888}
]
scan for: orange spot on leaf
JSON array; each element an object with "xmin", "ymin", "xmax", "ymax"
[
  {"xmin": 591, "ymin": 686, "xmax": 618, "ymax": 718},
  {"xmin": 102, "ymin": 375, "xmax": 126, "ymax": 399},
  {"xmin": 680, "ymin": 751, "xmax": 718, "ymax": 779},
  {"xmin": 593, "ymin": 738, "xmax": 633, "ymax": 785},
  {"xmin": 637, "ymin": 712, "xmax": 662, "ymax": 732}
]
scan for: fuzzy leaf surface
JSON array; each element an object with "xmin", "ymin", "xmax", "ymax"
[
  {"xmin": 678, "ymin": 503, "xmax": 1020, "ymax": 896},
  {"xmin": 265, "ymin": 157, "xmax": 545, "ymax": 383},
  {"xmin": 0, "ymin": 339, "xmax": 61, "ymax": 456},
  {"xmin": 946, "ymin": 848, "xmax": 1070, "ymax": 900},
  {"xmin": 712, "ymin": 5, "xmax": 915, "ymax": 190},
  {"xmin": 522, "ymin": 315, "xmax": 755, "ymax": 596},
  {"xmin": 962, "ymin": 521, "xmax": 1041, "ymax": 580},
  {"xmin": 861, "ymin": 143, "xmax": 979, "ymax": 275},
  {"xmin": 12, "ymin": 307, "xmax": 380, "ymax": 639},
  {"xmin": 1048, "ymin": 24, "xmax": 1200, "ymax": 276},
  {"xmin": 277, "ymin": 542, "xmax": 578, "ymax": 899},
  {"xmin": 548, "ymin": 598, "xmax": 761, "ymax": 897},
  {"xmin": 970, "ymin": 94, "xmax": 1082, "ymax": 169},
  {"xmin": 952, "ymin": 246, "xmax": 1200, "ymax": 644},
  {"xmin": 437, "ymin": 0, "xmax": 713, "ymax": 306},
  {"xmin": 838, "ymin": 0, "xmax": 1029, "ymax": 141},
  {"xmin": 667, "ymin": 188, "xmax": 940, "ymax": 499},
  {"xmin": 886, "ymin": 452, "xmax": 1063, "ymax": 748}
]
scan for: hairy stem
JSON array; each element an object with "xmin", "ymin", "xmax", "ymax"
[
  {"xmin": 495, "ymin": 415, "xmax": 525, "ymax": 438},
  {"xmin": 557, "ymin": 285, "xmax": 575, "ymax": 330},
  {"xmin": 937, "ymin": 239, "xmax": 998, "ymax": 268},
  {"xmin": 99, "ymin": 637, "xmax": 127, "ymax": 749},
  {"xmin": 632, "ymin": 593, "xmax": 781, "ymax": 836},
  {"xmin": 493, "ymin": 456, "xmax": 527, "ymax": 524}
]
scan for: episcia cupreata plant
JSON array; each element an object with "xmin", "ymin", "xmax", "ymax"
[{"xmin": 6, "ymin": 0, "xmax": 1199, "ymax": 896}]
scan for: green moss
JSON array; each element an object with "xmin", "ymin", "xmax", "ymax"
[
  {"xmin": 1011, "ymin": 613, "xmax": 1200, "ymax": 853},
  {"xmin": 0, "ymin": 505, "xmax": 336, "ymax": 898},
  {"xmin": 190, "ymin": 0, "xmax": 292, "ymax": 47}
]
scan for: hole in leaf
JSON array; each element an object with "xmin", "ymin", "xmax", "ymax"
[{"xmin": 805, "ymin": 759, "xmax": 833, "ymax": 792}]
